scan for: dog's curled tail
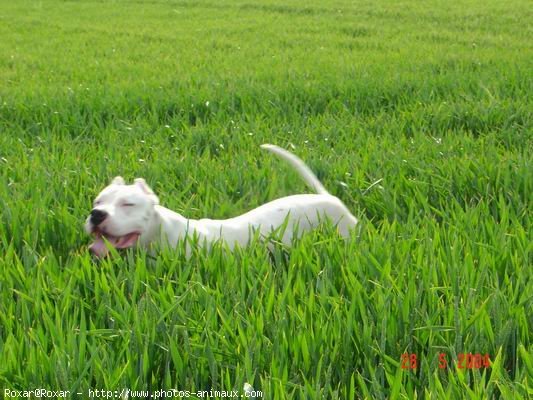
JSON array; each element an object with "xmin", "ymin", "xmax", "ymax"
[{"xmin": 260, "ymin": 144, "xmax": 329, "ymax": 195}]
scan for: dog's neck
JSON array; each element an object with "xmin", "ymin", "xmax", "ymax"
[{"xmin": 140, "ymin": 205, "xmax": 192, "ymax": 248}]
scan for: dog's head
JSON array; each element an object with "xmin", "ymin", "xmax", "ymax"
[{"xmin": 85, "ymin": 176, "xmax": 159, "ymax": 258}]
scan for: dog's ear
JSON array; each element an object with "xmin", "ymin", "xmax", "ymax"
[
  {"xmin": 111, "ymin": 176, "xmax": 125, "ymax": 185},
  {"xmin": 134, "ymin": 178, "xmax": 154, "ymax": 194},
  {"xmin": 134, "ymin": 178, "xmax": 159, "ymax": 204}
]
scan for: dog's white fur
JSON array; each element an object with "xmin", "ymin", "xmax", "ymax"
[{"xmin": 85, "ymin": 144, "xmax": 358, "ymax": 257}]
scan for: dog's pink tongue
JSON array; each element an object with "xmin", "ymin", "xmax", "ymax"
[
  {"xmin": 115, "ymin": 232, "xmax": 140, "ymax": 249},
  {"xmin": 89, "ymin": 233, "xmax": 140, "ymax": 258},
  {"xmin": 89, "ymin": 237, "xmax": 109, "ymax": 258}
]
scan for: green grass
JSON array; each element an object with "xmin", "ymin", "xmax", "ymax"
[{"xmin": 0, "ymin": 0, "xmax": 531, "ymax": 398}]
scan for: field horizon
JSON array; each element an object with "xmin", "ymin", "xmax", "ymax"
[{"xmin": 0, "ymin": 0, "xmax": 531, "ymax": 398}]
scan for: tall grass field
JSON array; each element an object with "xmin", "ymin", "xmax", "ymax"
[{"xmin": 0, "ymin": 0, "xmax": 531, "ymax": 398}]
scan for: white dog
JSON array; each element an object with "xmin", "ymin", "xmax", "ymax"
[{"xmin": 85, "ymin": 144, "xmax": 358, "ymax": 257}]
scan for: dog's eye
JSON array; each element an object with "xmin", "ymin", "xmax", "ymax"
[{"xmin": 122, "ymin": 203, "xmax": 135, "ymax": 207}]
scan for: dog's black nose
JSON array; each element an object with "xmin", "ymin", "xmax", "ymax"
[{"xmin": 90, "ymin": 209, "xmax": 108, "ymax": 226}]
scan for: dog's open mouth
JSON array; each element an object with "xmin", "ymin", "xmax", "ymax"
[{"xmin": 89, "ymin": 230, "xmax": 140, "ymax": 258}]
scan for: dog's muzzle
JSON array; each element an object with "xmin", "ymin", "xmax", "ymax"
[
  {"xmin": 90, "ymin": 209, "xmax": 108, "ymax": 226},
  {"xmin": 87, "ymin": 208, "xmax": 141, "ymax": 258}
]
